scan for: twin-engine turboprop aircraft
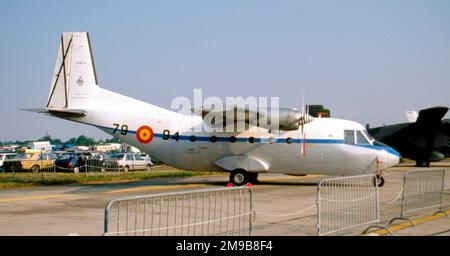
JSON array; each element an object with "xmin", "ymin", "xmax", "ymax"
[{"xmin": 25, "ymin": 32, "xmax": 400, "ymax": 186}]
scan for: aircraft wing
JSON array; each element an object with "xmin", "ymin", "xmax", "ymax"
[
  {"xmin": 191, "ymin": 106, "xmax": 263, "ymax": 126},
  {"xmin": 192, "ymin": 105, "xmax": 312, "ymax": 131}
]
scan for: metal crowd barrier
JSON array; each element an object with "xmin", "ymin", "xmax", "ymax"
[
  {"xmin": 389, "ymin": 168, "xmax": 448, "ymax": 226},
  {"xmin": 104, "ymin": 187, "xmax": 254, "ymax": 236},
  {"xmin": 85, "ymin": 159, "xmax": 121, "ymax": 173},
  {"xmin": 317, "ymin": 174, "xmax": 387, "ymax": 236},
  {"xmin": 2, "ymin": 159, "xmax": 147, "ymax": 175}
]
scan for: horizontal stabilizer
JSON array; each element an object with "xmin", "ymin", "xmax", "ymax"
[{"xmin": 22, "ymin": 108, "xmax": 86, "ymax": 117}]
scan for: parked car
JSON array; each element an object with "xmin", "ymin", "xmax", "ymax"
[
  {"xmin": 0, "ymin": 153, "xmax": 18, "ymax": 172},
  {"xmin": 2, "ymin": 152, "xmax": 57, "ymax": 172},
  {"xmin": 106, "ymin": 153, "xmax": 153, "ymax": 172},
  {"xmin": 140, "ymin": 153, "xmax": 156, "ymax": 165},
  {"xmin": 55, "ymin": 152, "xmax": 99, "ymax": 173}
]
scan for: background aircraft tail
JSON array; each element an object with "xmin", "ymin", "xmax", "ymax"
[
  {"xmin": 46, "ymin": 32, "xmax": 99, "ymax": 110},
  {"xmin": 405, "ymin": 110, "xmax": 418, "ymax": 123}
]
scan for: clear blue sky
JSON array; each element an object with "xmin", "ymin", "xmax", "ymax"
[{"xmin": 1, "ymin": 0, "xmax": 449, "ymax": 141}]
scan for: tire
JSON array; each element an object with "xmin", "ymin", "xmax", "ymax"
[
  {"xmin": 73, "ymin": 167, "xmax": 79, "ymax": 173},
  {"xmin": 146, "ymin": 164, "xmax": 152, "ymax": 172},
  {"xmin": 230, "ymin": 169, "xmax": 249, "ymax": 186},
  {"xmin": 377, "ymin": 176, "xmax": 385, "ymax": 187},
  {"xmin": 31, "ymin": 165, "xmax": 40, "ymax": 173},
  {"xmin": 373, "ymin": 176, "xmax": 385, "ymax": 187},
  {"xmin": 248, "ymin": 172, "xmax": 259, "ymax": 184},
  {"xmin": 123, "ymin": 166, "xmax": 129, "ymax": 172}
]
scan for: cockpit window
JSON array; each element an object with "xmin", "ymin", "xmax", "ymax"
[
  {"xmin": 362, "ymin": 130, "xmax": 375, "ymax": 143},
  {"xmin": 356, "ymin": 131, "xmax": 370, "ymax": 144},
  {"xmin": 344, "ymin": 130, "xmax": 355, "ymax": 145}
]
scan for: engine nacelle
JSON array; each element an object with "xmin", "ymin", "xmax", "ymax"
[{"xmin": 255, "ymin": 108, "xmax": 313, "ymax": 131}]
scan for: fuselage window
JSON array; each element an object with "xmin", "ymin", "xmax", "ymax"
[
  {"xmin": 210, "ymin": 136, "xmax": 217, "ymax": 143},
  {"xmin": 248, "ymin": 137, "xmax": 255, "ymax": 143},
  {"xmin": 356, "ymin": 131, "xmax": 370, "ymax": 144},
  {"xmin": 286, "ymin": 137, "xmax": 293, "ymax": 144},
  {"xmin": 189, "ymin": 135, "xmax": 197, "ymax": 142},
  {"xmin": 230, "ymin": 136, "xmax": 237, "ymax": 143},
  {"xmin": 344, "ymin": 130, "xmax": 355, "ymax": 145}
]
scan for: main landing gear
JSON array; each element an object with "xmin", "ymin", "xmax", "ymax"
[{"xmin": 229, "ymin": 169, "xmax": 259, "ymax": 186}]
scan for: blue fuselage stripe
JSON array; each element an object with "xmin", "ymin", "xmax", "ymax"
[{"xmin": 96, "ymin": 124, "xmax": 400, "ymax": 157}]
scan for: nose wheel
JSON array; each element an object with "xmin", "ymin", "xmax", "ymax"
[{"xmin": 374, "ymin": 175, "xmax": 385, "ymax": 187}]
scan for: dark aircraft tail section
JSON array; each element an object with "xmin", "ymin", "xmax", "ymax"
[
  {"xmin": 370, "ymin": 106, "xmax": 449, "ymax": 167},
  {"xmin": 416, "ymin": 106, "xmax": 448, "ymax": 128}
]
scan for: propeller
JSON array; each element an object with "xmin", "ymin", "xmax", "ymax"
[
  {"xmin": 298, "ymin": 98, "xmax": 314, "ymax": 156},
  {"xmin": 298, "ymin": 98, "xmax": 314, "ymax": 134}
]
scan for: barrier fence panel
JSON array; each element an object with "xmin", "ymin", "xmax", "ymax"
[
  {"xmin": 2, "ymin": 159, "xmax": 55, "ymax": 178},
  {"xmin": 444, "ymin": 169, "xmax": 450, "ymax": 210},
  {"xmin": 317, "ymin": 174, "xmax": 382, "ymax": 236},
  {"xmin": 85, "ymin": 159, "xmax": 121, "ymax": 173},
  {"xmin": 390, "ymin": 168, "xmax": 447, "ymax": 225},
  {"xmin": 104, "ymin": 187, "xmax": 253, "ymax": 236}
]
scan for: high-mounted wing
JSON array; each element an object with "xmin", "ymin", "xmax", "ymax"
[{"xmin": 192, "ymin": 105, "xmax": 313, "ymax": 131}]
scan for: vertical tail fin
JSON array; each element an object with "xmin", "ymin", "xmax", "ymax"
[{"xmin": 47, "ymin": 32, "xmax": 99, "ymax": 110}]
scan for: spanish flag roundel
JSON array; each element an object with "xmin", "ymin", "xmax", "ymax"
[{"xmin": 136, "ymin": 125, "xmax": 154, "ymax": 144}]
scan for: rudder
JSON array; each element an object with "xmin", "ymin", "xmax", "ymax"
[{"xmin": 47, "ymin": 32, "xmax": 99, "ymax": 110}]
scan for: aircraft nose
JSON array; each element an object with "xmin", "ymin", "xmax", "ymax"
[
  {"xmin": 381, "ymin": 145, "xmax": 400, "ymax": 169},
  {"xmin": 375, "ymin": 141, "xmax": 400, "ymax": 169},
  {"xmin": 385, "ymin": 147, "xmax": 400, "ymax": 168}
]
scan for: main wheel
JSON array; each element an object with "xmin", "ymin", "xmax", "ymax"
[
  {"xmin": 146, "ymin": 164, "xmax": 152, "ymax": 172},
  {"xmin": 123, "ymin": 165, "xmax": 129, "ymax": 172},
  {"xmin": 73, "ymin": 167, "xmax": 79, "ymax": 173},
  {"xmin": 230, "ymin": 169, "xmax": 249, "ymax": 186}
]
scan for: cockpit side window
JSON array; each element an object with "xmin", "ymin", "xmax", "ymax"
[
  {"xmin": 356, "ymin": 131, "xmax": 370, "ymax": 144},
  {"xmin": 344, "ymin": 130, "xmax": 355, "ymax": 145}
]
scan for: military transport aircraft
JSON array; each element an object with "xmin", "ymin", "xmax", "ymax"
[
  {"xmin": 368, "ymin": 106, "xmax": 450, "ymax": 167},
  {"xmin": 25, "ymin": 32, "xmax": 400, "ymax": 186}
]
